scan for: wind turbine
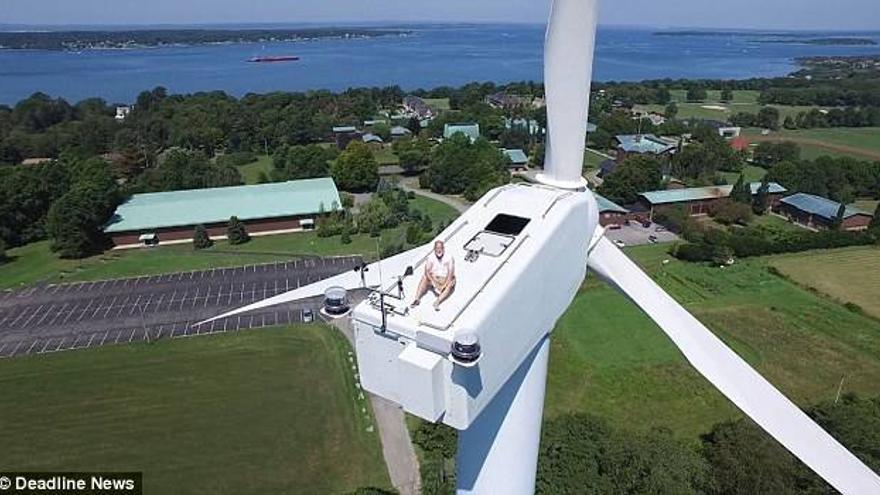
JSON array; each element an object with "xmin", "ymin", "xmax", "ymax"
[{"xmin": 200, "ymin": 1, "xmax": 880, "ymax": 493}]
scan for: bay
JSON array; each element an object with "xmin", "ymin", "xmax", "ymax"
[{"xmin": 0, "ymin": 24, "xmax": 878, "ymax": 104}]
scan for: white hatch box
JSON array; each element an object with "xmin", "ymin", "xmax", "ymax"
[{"xmin": 353, "ymin": 183, "xmax": 596, "ymax": 429}]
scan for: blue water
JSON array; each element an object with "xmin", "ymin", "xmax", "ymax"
[{"xmin": 1, "ymin": 24, "xmax": 878, "ymax": 104}]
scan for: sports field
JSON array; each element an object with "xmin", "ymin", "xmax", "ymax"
[
  {"xmin": 546, "ymin": 244, "xmax": 880, "ymax": 440},
  {"xmin": 769, "ymin": 246, "xmax": 880, "ymax": 319},
  {"xmin": 0, "ymin": 325, "xmax": 390, "ymax": 494}
]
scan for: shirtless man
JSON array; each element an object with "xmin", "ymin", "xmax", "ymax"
[{"xmin": 412, "ymin": 240, "xmax": 456, "ymax": 310}]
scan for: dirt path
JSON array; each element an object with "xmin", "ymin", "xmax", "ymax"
[{"xmin": 747, "ymin": 135, "xmax": 880, "ymax": 161}]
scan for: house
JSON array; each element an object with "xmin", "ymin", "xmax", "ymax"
[
  {"xmin": 595, "ymin": 194, "xmax": 634, "ymax": 227},
  {"xmin": 391, "ymin": 126, "xmax": 412, "ymax": 140},
  {"xmin": 502, "ymin": 149, "xmax": 529, "ymax": 173},
  {"xmin": 115, "ymin": 106, "xmax": 131, "ymax": 122},
  {"xmin": 631, "ymin": 109, "xmax": 666, "ymax": 126},
  {"xmin": 486, "ymin": 92, "xmax": 526, "ymax": 110},
  {"xmin": 505, "ymin": 118, "xmax": 543, "ymax": 136},
  {"xmin": 362, "ymin": 133, "xmax": 384, "ymax": 146},
  {"xmin": 444, "ymin": 123, "xmax": 480, "ymax": 143},
  {"xmin": 774, "ymin": 193, "xmax": 874, "ymax": 231},
  {"xmin": 103, "ymin": 178, "xmax": 341, "ymax": 248},
  {"xmin": 333, "ymin": 125, "xmax": 361, "ymax": 150},
  {"xmin": 730, "ymin": 136, "xmax": 750, "ymax": 152},
  {"xmin": 614, "ymin": 134, "xmax": 676, "ymax": 163},
  {"xmin": 683, "ymin": 119, "xmax": 741, "ymax": 139},
  {"xmin": 403, "ymin": 95, "xmax": 435, "ymax": 120},
  {"xmin": 638, "ymin": 182, "xmax": 788, "ymax": 220}
]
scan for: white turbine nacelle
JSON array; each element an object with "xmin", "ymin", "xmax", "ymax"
[{"xmin": 354, "ymin": 184, "xmax": 598, "ymax": 429}]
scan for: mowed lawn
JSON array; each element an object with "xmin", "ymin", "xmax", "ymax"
[
  {"xmin": 770, "ymin": 246, "xmax": 880, "ymax": 319},
  {"xmin": 744, "ymin": 127, "xmax": 880, "ymax": 161},
  {"xmin": 236, "ymin": 155, "xmax": 274, "ymax": 184},
  {"xmin": 0, "ymin": 326, "xmax": 390, "ymax": 494},
  {"xmin": 546, "ymin": 244, "xmax": 880, "ymax": 440},
  {"xmin": 0, "ymin": 196, "xmax": 460, "ymax": 289}
]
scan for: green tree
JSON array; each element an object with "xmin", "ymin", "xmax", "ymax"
[
  {"xmin": 340, "ymin": 227, "xmax": 352, "ymax": 245},
  {"xmin": 702, "ymin": 419, "xmax": 805, "ymax": 495},
  {"xmin": 752, "ymin": 178, "xmax": 771, "ymax": 214},
  {"xmin": 871, "ymin": 203, "xmax": 880, "ymax": 230},
  {"xmin": 665, "ymin": 101, "xmax": 679, "ymax": 120},
  {"xmin": 757, "ymin": 106, "xmax": 781, "ymax": 130},
  {"xmin": 393, "ymin": 138, "xmax": 431, "ymax": 175},
  {"xmin": 537, "ymin": 414, "xmax": 708, "ymax": 494},
  {"xmin": 226, "ymin": 216, "xmax": 250, "ymax": 245},
  {"xmin": 372, "ymin": 122, "xmax": 392, "ymax": 142},
  {"xmin": 832, "ymin": 203, "xmax": 847, "ymax": 230},
  {"xmin": 0, "ymin": 239, "xmax": 6, "ymax": 263},
  {"xmin": 686, "ymin": 86, "xmax": 708, "ymax": 102},
  {"xmin": 711, "ymin": 200, "xmax": 753, "ymax": 225},
  {"xmin": 730, "ymin": 174, "xmax": 752, "ymax": 204},
  {"xmin": 355, "ymin": 197, "xmax": 394, "ymax": 234},
  {"xmin": 423, "ymin": 134, "xmax": 509, "ymax": 201},
  {"xmin": 720, "ymin": 88, "xmax": 734, "ymax": 103},
  {"xmin": 193, "ymin": 225, "xmax": 212, "ymax": 249},
  {"xmin": 271, "ymin": 144, "xmax": 335, "ymax": 181},
  {"xmin": 754, "ymin": 141, "xmax": 800, "ymax": 167},
  {"xmin": 598, "ymin": 155, "xmax": 664, "ymax": 205},
  {"xmin": 332, "ymin": 141, "xmax": 379, "ymax": 192}
]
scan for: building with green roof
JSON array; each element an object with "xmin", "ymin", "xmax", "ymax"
[
  {"xmin": 638, "ymin": 182, "xmax": 787, "ymax": 220},
  {"xmin": 443, "ymin": 123, "xmax": 480, "ymax": 143},
  {"xmin": 105, "ymin": 178, "xmax": 341, "ymax": 248}
]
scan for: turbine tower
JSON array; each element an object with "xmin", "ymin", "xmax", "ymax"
[{"xmin": 201, "ymin": 1, "xmax": 880, "ymax": 493}]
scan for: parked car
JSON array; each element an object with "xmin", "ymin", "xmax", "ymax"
[
  {"xmin": 302, "ymin": 308, "xmax": 314, "ymax": 323},
  {"xmin": 654, "ymin": 226, "xmax": 666, "ymax": 232},
  {"xmin": 614, "ymin": 240, "xmax": 626, "ymax": 248},
  {"xmin": 608, "ymin": 224, "xmax": 622, "ymax": 230},
  {"xmin": 641, "ymin": 221, "xmax": 651, "ymax": 228},
  {"xmin": 648, "ymin": 235, "xmax": 658, "ymax": 244}
]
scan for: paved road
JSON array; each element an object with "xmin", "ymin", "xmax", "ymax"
[
  {"xmin": 398, "ymin": 177, "xmax": 470, "ymax": 214},
  {"xmin": 331, "ymin": 315, "xmax": 422, "ymax": 495},
  {"xmin": 0, "ymin": 256, "xmax": 361, "ymax": 359}
]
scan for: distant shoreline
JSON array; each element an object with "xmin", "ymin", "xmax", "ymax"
[{"xmin": 0, "ymin": 28, "xmax": 411, "ymax": 51}]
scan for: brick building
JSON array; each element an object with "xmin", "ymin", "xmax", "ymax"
[
  {"xmin": 104, "ymin": 178, "xmax": 341, "ymax": 248},
  {"xmin": 638, "ymin": 182, "xmax": 787, "ymax": 220},
  {"xmin": 775, "ymin": 193, "xmax": 874, "ymax": 231}
]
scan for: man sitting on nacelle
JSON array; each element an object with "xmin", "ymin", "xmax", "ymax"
[{"xmin": 412, "ymin": 240, "xmax": 456, "ymax": 311}]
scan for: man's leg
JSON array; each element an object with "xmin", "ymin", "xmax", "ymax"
[
  {"xmin": 412, "ymin": 275, "xmax": 432, "ymax": 306},
  {"xmin": 433, "ymin": 277, "xmax": 456, "ymax": 309}
]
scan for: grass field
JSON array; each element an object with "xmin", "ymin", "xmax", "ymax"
[
  {"xmin": 769, "ymin": 246, "xmax": 880, "ymax": 320},
  {"xmin": 546, "ymin": 244, "xmax": 880, "ymax": 440},
  {"xmin": 743, "ymin": 127, "xmax": 880, "ymax": 161},
  {"xmin": 0, "ymin": 197, "xmax": 459, "ymax": 289},
  {"xmin": 584, "ymin": 148, "xmax": 610, "ymax": 170},
  {"xmin": 422, "ymin": 98, "xmax": 451, "ymax": 111},
  {"xmin": 236, "ymin": 155, "xmax": 273, "ymax": 184},
  {"xmin": 720, "ymin": 164, "xmax": 767, "ymax": 184},
  {"xmin": 0, "ymin": 325, "xmax": 390, "ymax": 494},
  {"xmin": 374, "ymin": 146, "xmax": 401, "ymax": 166}
]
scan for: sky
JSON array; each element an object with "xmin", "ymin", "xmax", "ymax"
[{"xmin": 2, "ymin": 0, "xmax": 879, "ymax": 31}]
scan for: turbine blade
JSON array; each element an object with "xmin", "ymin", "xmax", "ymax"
[
  {"xmin": 586, "ymin": 236, "xmax": 880, "ymax": 495},
  {"xmin": 196, "ymin": 244, "xmax": 431, "ymax": 326},
  {"xmin": 538, "ymin": 0, "xmax": 598, "ymax": 189}
]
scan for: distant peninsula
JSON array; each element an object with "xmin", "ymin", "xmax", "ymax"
[
  {"xmin": 653, "ymin": 31, "xmax": 876, "ymax": 46},
  {"xmin": 0, "ymin": 28, "xmax": 410, "ymax": 51}
]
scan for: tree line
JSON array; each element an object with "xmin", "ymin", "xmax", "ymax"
[{"xmin": 412, "ymin": 393, "xmax": 880, "ymax": 495}]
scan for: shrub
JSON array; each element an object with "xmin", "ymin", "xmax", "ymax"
[
  {"xmin": 192, "ymin": 225, "xmax": 213, "ymax": 249},
  {"xmin": 226, "ymin": 216, "xmax": 250, "ymax": 245},
  {"xmin": 710, "ymin": 200, "xmax": 753, "ymax": 226}
]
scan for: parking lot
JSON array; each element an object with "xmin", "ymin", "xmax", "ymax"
[
  {"xmin": 0, "ymin": 256, "xmax": 362, "ymax": 359},
  {"xmin": 604, "ymin": 221, "xmax": 680, "ymax": 247}
]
